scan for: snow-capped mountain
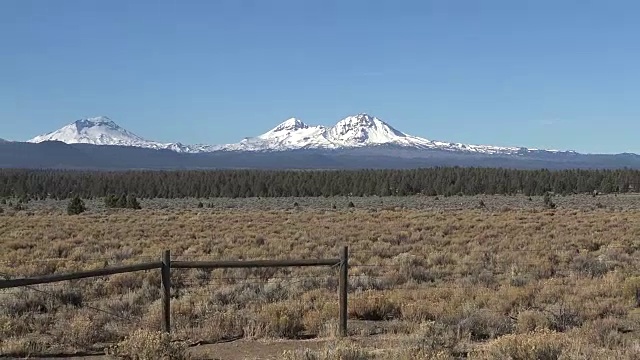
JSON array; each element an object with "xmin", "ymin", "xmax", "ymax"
[
  {"xmin": 216, "ymin": 113, "xmax": 532, "ymax": 155},
  {"xmin": 28, "ymin": 116, "xmax": 195, "ymax": 153},
  {"xmin": 8, "ymin": 113, "xmax": 638, "ymax": 170},
  {"xmin": 216, "ymin": 117, "xmax": 330, "ymax": 151},
  {"xmin": 26, "ymin": 113, "xmax": 566, "ymax": 156}
]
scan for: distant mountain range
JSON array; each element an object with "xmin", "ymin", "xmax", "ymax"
[
  {"xmin": 0, "ymin": 114, "xmax": 637, "ymax": 170},
  {"xmin": 27, "ymin": 114, "xmax": 568, "ymax": 155},
  {"xmin": 211, "ymin": 114, "xmax": 559, "ymax": 155}
]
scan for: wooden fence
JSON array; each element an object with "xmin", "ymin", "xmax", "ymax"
[{"xmin": 0, "ymin": 246, "xmax": 349, "ymax": 337}]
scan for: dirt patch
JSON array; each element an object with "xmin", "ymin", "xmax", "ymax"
[
  {"xmin": 187, "ymin": 335, "xmax": 394, "ymax": 360},
  {"xmin": 188, "ymin": 338, "xmax": 328, "ymax": 360}
]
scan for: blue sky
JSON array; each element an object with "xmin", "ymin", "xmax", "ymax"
[{"xmin": 1, "ymin": 0, "xmax": 639, "ymax": 154}]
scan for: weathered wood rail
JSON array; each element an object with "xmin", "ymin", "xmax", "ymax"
[{"xmin": 0, "ymin": 246, "xmax": 349, "ymax": 337}]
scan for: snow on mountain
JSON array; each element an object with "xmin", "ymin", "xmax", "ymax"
[
  {"xmin": 218, "ymin": 118, "xmax": 332, "ymax": 151},
  {"xmin": 28, "ymin": 116, "xmax": 195, "ymax": 153},
  {"xmin": 26, "ymin": 113, "xmax": 564, "ymax": 156},
  {"xmin": 216, "ymin": 113, "xmax": 529, "ymax": 155}
]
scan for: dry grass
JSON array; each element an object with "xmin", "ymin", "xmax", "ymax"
[
  {"xmin": 106, "ymin": 329, "xmax": 189, "ymax": 359},
  {"xmin": 1, "ymin": 195, "xmax": 640, "ymax": 357}
]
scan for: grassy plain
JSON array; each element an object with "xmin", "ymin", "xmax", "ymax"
[{"xmin": 1, "ymin": 194, "xmax": 640, "ymax": 359}]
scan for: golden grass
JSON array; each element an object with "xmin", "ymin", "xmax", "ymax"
[
  {"xmin": 1, "ymin": 199, "xmax": 640, "ymax": 357},
  {"xmin": 105, "ymin": 329, "xmax": 189, "ymax": 360}
]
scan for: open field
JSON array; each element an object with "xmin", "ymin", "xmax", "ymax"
[{"xmin": 2, "ymin": 194, "xmax": 640, "ymax": 359}]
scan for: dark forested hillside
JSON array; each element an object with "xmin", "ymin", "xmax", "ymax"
[
  {"xmin": 1, "ymin": 168, "xmax": 639, "ymax": 200},
  {"xmin": 4, "ymin": 141, "xmax": 640, "ymax": 171}
]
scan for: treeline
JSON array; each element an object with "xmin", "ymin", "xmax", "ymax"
[{"xmin": 0, "ymin": 168, "xmax": 639, "ymax": 200}]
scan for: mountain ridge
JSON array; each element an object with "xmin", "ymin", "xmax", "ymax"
[
  {"xmin": 28, "ymin": 116, "xmax": 195, "ymax": 153},
  {"xmin": 2, "ymin": 140, "xmax": 640, "ymax": 170},
  {"xmin": 214, "ymin": 113, "xmax": 541, "ymax": 154},
  {"xmin": 26, "ymin": 114, "xmax": 578, "ymax": 156}
]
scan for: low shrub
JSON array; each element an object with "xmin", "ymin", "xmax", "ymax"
[
  {"xmin": 516, "ymin": 310, "xmax": 552, "ymax": 333},
  {"xmin": 244, "ymin": 301, "xmax": 305, "ymax": 339},
  {"xmin": 106, "ymin": 329, "xmax": 188, "ymax": 360},
  {"xmin": 471, "ymin": 329, "xmax": 566, "ymax": 360},
  {"xmin": 349, "ymin": 291, "xmax": 401, "ymax": 321},
  {"xmin": 458, "ymin": 309, "xmax": 513, "ymax": 341},
  {"xmin": 281, "ymin": 342, "xmax": 374, "ymax": 360}
]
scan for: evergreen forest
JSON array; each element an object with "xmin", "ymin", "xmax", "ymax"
[{"xmin": 0, "ymin": 167, "xmax": 638, "ymax": 200}]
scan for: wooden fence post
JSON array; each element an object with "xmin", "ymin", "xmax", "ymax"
[
  {"xmin": 161, "ymin": 249, "xmax": 171, "ymax": 333},
  {"xmin": 339, "ymin": 246, "xmax": 348, "ymax": 337}
]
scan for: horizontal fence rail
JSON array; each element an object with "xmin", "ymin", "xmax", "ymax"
[
  {"xmin": 0, "ymin": 246, "xmax": 349, "ymax": 337},
  {"xmin": 171, "ymin": 258, "xmax": 341, "ymax": 269},
  {"xmin": 0, "ymin": 261, "xmax": 162, "ymax": 289}
]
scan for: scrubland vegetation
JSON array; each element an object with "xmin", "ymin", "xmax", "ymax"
[{"xmin": 1, "ymin": 194, "xmax": 640, "ymax": 358}]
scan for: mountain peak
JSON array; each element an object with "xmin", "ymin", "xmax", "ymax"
[
  {"xmin": 329, "ymin": 114, "xmax": 406, "ymax": 142},
  {"xmin": 270, "ymin": 117, "xmax": 310, "ymax": 132},
  {"xmin": 74, "ymin": 116, "xmax": 118, "ymax": 131},
  {"xmin": 334, "ymin": 113, "xmax": 399, "ymax": 131},
  {"xmin": 85, "ymin": 116, "xmax": 112, "ymax": 123},
  {"xmin": 27, "ymin": 116, "xmax": 204, "ymax": 153},
  {"xmin": 343, "ymin": 113, "xmax": 376, "ymax": 122},
  {"xmin": 74, "ymin": 116, "xmax": 114, "ymax": 125},
  {"xmin": 29, "ymin": 116, "xmax": 148, "ymax": 147}
]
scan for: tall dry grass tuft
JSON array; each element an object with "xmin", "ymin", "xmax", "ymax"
[
  {"xmin": 281, "ymin": 342, "xmax": 374, "ymax": 360},
  {"xmin": 105, "ymin": 329, "xmax": 189, "ymax": 360},
  {"xmin": 349, "ymin": 291, "xmax": 401, "ymax": 321},
  {"xmin": 471, "ymin": 329, "xmax": 567, "ymax": 360},
  {"xmin": 244, "ymin": 300, "xmax": 306, "ymax": 339}
]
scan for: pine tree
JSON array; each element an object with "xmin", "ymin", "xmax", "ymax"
[
  {"xmin": 543, "ymin": 192, "xmax": 556, "ymax": 209},
  {"xmin": 117, "ymin": 194, "xmax": 128, "ymax": 208},
  {"xmin": 67, "ymin": 196, "xmax": 86, "ymax": 215},
  {"xmin": 126, "ymin": 195, "xmax": 141, "ymax": 210},
  {"xmin": 104, "ymin": 195, "xmax": 118, "ymax": 208}
]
